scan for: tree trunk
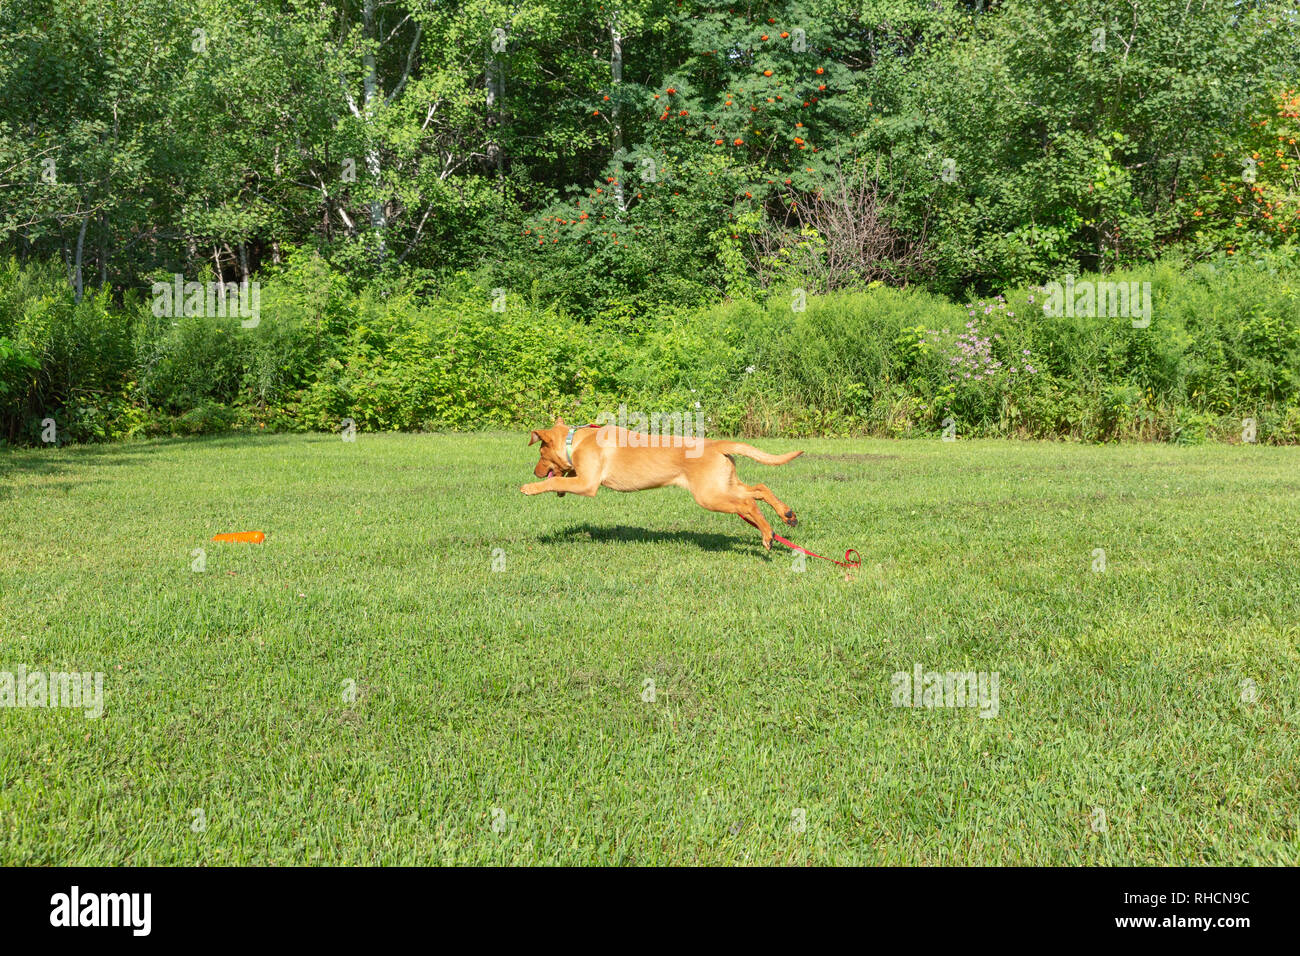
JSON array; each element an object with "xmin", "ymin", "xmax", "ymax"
[
  {"xmin": 362, "ymin": 0, "xmax": 387, "ymax": 261},
  {"xmin": 610, "ymin": 15, "xmax": 624, "ymax": 212},
  {"xmin": 487, "ymin": 30, "xmax": 507, "ymax": 196},
  {"xmin": 72, "ymin": 213, "xmax": 89, "ymax": 303},
  {"xmin": 99, "ymin": 211, "xmax": 108, "ymax": 290}
]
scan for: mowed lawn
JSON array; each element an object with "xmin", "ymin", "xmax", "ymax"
[{"xmin": 1, "ymin": 431, "xmax": 1297, "ymax": 865}]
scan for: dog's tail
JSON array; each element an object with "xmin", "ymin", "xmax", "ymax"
[{"xmin": 713, "ymin": 442, "xmax": 804, "ymax": 465}]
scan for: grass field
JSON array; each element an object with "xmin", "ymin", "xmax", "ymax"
[{"xmin": 1, "ymin": 431, "xmax": 1298, "ymax": 865}]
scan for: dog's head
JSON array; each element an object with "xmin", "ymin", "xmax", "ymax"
[{"xmin": 528, "ymin": 417, "xmax": 572, "ymax": 479}]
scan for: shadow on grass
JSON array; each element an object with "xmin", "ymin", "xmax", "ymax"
[
  {"xmin": 0, "ymin": 431, "xmax": 322, "ymax": 499},
  {"xmin": 537, "ymin": 522, "xmax": 767, "ymax": 557}
]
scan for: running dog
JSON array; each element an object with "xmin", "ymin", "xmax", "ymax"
[{"xmin": 521, "ymin": 418, "xmax": 802, "ymax": 549}]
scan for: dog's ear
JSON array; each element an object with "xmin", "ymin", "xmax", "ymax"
[
  {"xmin": 528, "ymin": 430, "xmax": 543, "ymax": 446},
  {"xmin": 554, "ymin": 416, "xmax": 566, "ymax": 428}
]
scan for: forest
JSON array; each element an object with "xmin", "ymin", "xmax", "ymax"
[{"xmin": 2, "ymin": 0, "xmax": 1298, "ymax": 443}]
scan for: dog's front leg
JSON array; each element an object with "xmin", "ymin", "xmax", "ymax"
[{"xmin": 520, "ymin": 475, "xmax": 600, "ymax": 496}]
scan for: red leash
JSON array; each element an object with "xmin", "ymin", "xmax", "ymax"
[{"xmin": 772, "ymin": 533, "xmax": 861, "ymax": 569}]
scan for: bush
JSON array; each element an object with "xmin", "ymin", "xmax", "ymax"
[
  {"xmin": 1, "ymin": 255, "xmax": 1297, "ymax": 445},
  {"xmin": 0, "ymin": 258, "xmax": 135, "ymax": 442}
]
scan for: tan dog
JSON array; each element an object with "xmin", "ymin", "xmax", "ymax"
[{"xmin": 521, "ymin": 417, "xmax": 802, "ymax": 549}]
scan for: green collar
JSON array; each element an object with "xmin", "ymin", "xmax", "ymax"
[{"xmin": 564, "ymin": 426, "xmax": 579, "ymax": 469}]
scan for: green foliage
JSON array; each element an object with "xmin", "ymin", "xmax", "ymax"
[
  {"xmin": 298, "ymin": 282, "xmax": 592, "ymax": 431},
  {"xmin": 0, "ymin": 336, "xmax": 39, "ymax": 405},
  {"xmin": 0, "ymin": 257, "xmax": 135, "ymax": 442},
  {"xmin": 2, "ymin": 253, "xmax": 1297, "ymax": 446},
  {"xmin": 1182, "ymin": 88, "xmax": 1300, "ymax": 258},
  {"xmin": 6, "ymin": 1, "xmax": 1296, "ymax": 305}
]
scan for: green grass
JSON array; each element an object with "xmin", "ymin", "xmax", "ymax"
[{"xmin": 1, "ymin": 432, "xmax": 1298, "ymax": 865}]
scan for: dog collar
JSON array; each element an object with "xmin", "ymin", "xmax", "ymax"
[{"xmin": 563, "ymin": 423, "xmax": 599, "ymax": 469}]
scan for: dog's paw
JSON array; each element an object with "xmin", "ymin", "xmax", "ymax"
[
  {"xmin": 783, "ymin": 509, "xmax": 798, "ymax": 528},
  {"xmin": 520, "ymin": 482, "xmax": 543, "ymax": 495}
]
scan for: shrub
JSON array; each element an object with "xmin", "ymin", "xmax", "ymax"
[
  {"xmin": 1, "ymin": 255, "xmax": 1296, "ymax": 445},
  {"xmin": 0, "ymin": 259, "xmax": 134, "ymax": 442}
]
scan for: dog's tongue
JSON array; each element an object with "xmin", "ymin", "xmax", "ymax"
[{"xmin": 546, "ymin": 469, "xmax": 554, "ymax": 478}]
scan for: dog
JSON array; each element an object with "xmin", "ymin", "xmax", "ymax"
[{"xmin": 521, "ymin": 417, "xmax": 802, "ymax": 549}]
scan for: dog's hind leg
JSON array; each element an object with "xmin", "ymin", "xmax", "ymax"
[
  {"xmin": 719, "ymin": 496, "xmax": 773, "ymax": 549},
  {"xmin": 689, "ymin": 484, "xmax": 775, "ymax": 549},
  {"xmin": 687, "ymin": 452, "xmax": 775, "ymax": 549},
  {"xmin": 695, "ymin": 489, "xmax": 773, "ymax": 549},
  {"xmin": 738, "ymin": 504, "xmax": 774, "ymax": 548},
  {"xmin": 737, "ymin": 497, "xmax": 775, "ymax": 549},
  {"xmin": 743, "ymin": 482, "xmax": 797, "ymax": 528}
]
